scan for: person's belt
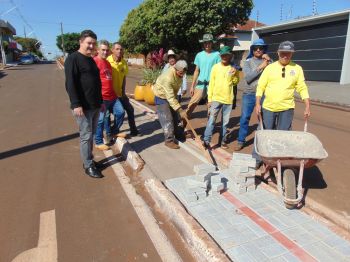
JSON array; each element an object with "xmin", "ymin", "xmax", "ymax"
[{"xmin": 197, "ymin": 80, "xmax": 209, "ymax": 86}]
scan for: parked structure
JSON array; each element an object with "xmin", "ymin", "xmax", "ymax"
[{"xmin": 0, "ymin": 19, "xmax": 20, "ymax": 65}]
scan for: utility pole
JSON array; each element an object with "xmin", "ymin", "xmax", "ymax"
[
  {"xmin": 24, "ymin": 26, "xmax": 26, "ymax": 38},
  {"xmin": 60, "ymin": 22, "xmax": 66, "ymax": 58},
  {"xmin": 280, "ymin": 4, "xmax": 283, "ymax": 21},
  {"xmin": 312, "ymin": 0, "xmax": 318, "ymax": 16}
]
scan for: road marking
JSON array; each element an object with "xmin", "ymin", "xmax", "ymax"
[
  {"xmin": 103, "ymin": 151, "xmax": 182, "ymax": 262},
  {"xmin": 12, "ymin": 210, "xmax": 58, "ymax": 262},
  {"xmin": 222, "ymin": 192, "xmax": 317, "ymax": 262}
]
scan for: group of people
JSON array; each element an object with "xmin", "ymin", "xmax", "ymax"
[
  {"xmin": 153, "ymin": 33, "xmax": 310, "ymax": 169},
  {"xmin": 65, "ymin": 30, "xmax": 140, "ymax": 178},
  {"xmin": 65, "ymin": 29, "xmax": 311, "ymax": 178}
]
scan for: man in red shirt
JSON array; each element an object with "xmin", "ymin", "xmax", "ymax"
[{"xmin": 94, "ymin": 40, "xmax": 125, "ymax": 150}]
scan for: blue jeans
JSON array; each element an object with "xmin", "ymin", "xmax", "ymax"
[
  {"xmin": 74, "ymin": 108, "xmax": 100, "ymax": 168},
  {"xmin": 262, "ymin": 108, "xmax": 294, "ymax": 130},
  {"xmin": 95, "ymin": 99, "xmax": 125, "ymax": 145},
  {"xmin": 204, "ymin": 101, "xmax": 232, "ymax": 144},
  {"xmin": 237, "ymin": 93, "xmax": 256, "ymax": 144}
]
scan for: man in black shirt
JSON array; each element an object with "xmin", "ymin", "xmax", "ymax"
[{"xmin": 65, "ymin": 30, "xmax": 104, "ymax": 178}]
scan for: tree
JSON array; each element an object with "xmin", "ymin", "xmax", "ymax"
[
  {"xmin": 119, "ymin": 0, "xmax": 253, "ymax": 54},
  {"xmin": 14, "ymin": 36, "xmax": 42, "ymax": 55},
  {"xmin": 56, "ymin": 32, "xmax": 80, "ymax": 54}
]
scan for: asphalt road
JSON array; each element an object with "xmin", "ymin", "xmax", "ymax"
[
  {"xmin": 125, "ymin": 66, "xmax": 350, "ymax": 224},
  {"xmin": 0, "ymin": 63, "xmax": 162, "ymax": 262}
]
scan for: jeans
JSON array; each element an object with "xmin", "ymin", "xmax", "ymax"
[
  {"xmin": 74, "ymin": 108, "xmax": 100, "ymax": 169},
  {"xmin": 203, "ymin": 101, "xmax": 232, "ymax": 144},
  {"xmin": 95, "ymin": 99, "xmax": 125, "ymax": 145},
  {"xmin": 156, "ymin": 103, "xmax": 183, "ymax": 142},
  {"xmin": 237, "ymin": 93, "xmax": 256, "ymax": 144},
  {"xmin": 119, "ymin": 95, "xmax": 137, "ymax": 132},
  {"xmin": 262, "ymin": 108, "xmax": 294, "ymax": 130}
]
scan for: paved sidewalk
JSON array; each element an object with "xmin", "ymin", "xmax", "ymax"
[
  {"xmin": 121, "ymin": 99, "xmax": 350, "ymax": 261},
  {"xmin": 166, "ymin": 169, "xmax": 350, "ymax": 262}
]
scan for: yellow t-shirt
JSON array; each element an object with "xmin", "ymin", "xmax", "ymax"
[
  {"xmin": 256, "ymin": 61, "xmax": 309, "ymax": 112},
  {"xmin": 207, "ymin": 63, "xmax": 239, "ymax": 104},
  {"xmin": 107, "ymin": 55, "xmax": 128, "ymax": 97}
]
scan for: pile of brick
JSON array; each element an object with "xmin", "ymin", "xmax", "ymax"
[
  {"xmin": 184, "ymin": 154, "xmax": 257, "ymax": 201},
  {"xmin": 221, "ymin": 153, "xmax": 257, "ymax": 194}
]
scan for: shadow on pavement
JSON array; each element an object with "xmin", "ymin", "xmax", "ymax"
[
  {"xmin": 0, "ymin": 132, "xmax": 79, "ymax": 160},
  {"xmin": 0, "ymin": 70, "xmax": 7, "ymax": 79},
  {"xmin": 303, "ymin": 165, "xmax": 328, "ymax": 189},
  {"xmin": 96, "ymin": 153, "xmax": 123, "ymax": 171}
]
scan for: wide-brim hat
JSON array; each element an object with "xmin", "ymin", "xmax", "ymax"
[
  {"xmin": 164, "ymin": 49, "xmax": 179, "ymax": 61},
  {"xmin": 199, "ymin": 33, "xmax": 216, "ymax": 43},
  {"xmin": 219, "ymin": 46, "xmax": 232, "ymax": 56},
  {"xmin": 278, "ymin": 41, "xmax": 295, "ymax": 52},
  {"xmin": 247, "ymin": 38, "xmax": 268, "ymax": 59}
]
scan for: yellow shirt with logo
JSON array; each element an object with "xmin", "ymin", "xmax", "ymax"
[
  {"xmin": 207, "ymin": 63, "xmax": 239, "ymax": 104},
  {"xmin": 107, "ymin": 55, "xmax": 128, "ymax": 97},
  {"xmin": 256, "ymin": 61, "xmax": 309, "ymax": 112}
]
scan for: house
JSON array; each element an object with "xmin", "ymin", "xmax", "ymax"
[
  {"xmin": 253, "ymin": 10, "xmax": 350, "ymax": 84},
  {"xmin": 0, "ymin": 19, "xmax": 21, "ymax": 65}
]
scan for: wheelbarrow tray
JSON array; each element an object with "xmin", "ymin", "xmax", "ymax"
[{"xmin": 254, "ymin": 130, "xmax": 328, "ymax": 168}]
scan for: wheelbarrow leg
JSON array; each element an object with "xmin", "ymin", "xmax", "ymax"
[{"xmin": 273, "ymin": 160, "xmax": 284, "ymax": 196}]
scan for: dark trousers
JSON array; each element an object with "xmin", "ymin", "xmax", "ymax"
[{"xmin": 119, "ymin": 95, "xmax": 137, "ymax": 132}]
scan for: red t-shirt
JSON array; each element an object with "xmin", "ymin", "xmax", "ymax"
[{"xmin": 93, "ymin": 56, "xmax": 117, "ymax": 101}]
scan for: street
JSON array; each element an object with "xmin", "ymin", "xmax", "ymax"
[{"xmin": 0, "ymin": 63, "xmax": 165, "ymax": 262}]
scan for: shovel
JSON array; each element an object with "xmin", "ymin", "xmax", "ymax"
[{"xmin": 183, "ymin": 115, "xmax": 218, "ymax": 168}]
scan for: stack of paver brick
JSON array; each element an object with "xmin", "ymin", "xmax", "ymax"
[
  {"xmin": 185, "ymin": 153, "xmax": 257, "ymax": 201},
  {"xmin": 222, "ymin": 153, "xmax": 257, "ymax": 194}
]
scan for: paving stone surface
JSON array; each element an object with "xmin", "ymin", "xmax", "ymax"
[{"xmin": 165, "ymin": 174, "xmax": 350, "ymax": 261}]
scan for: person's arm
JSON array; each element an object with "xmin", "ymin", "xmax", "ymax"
[
  {"xmin": 190, "ymin": 66, "xmax": 199, "ymax": 96},
  {"xmin": 255, "ymin": 67, "xmax": 268, "ymax": 116},
  {"xmin": 207, "ymin": 66, "xmax": 216, "ymax": 108},
  {"xmin": 121, "ymin": 76, "xmax": 126, "ymax": 97},
  {"xmin": 64, "ymin": 56, "xmax": 84, "ymax": 116},
  {"xmin": 295, "ymin": 67, "xmax": 311, "ymax": 119},
  {"xmin": 163, "ymin": 75, "xmax": 181, "ymax": 111},
  {"xmin": 243, "ymin": 59, "xmax": 264, "ymax": 85},
  {"xmin": 181, "ymin": 73, "xmax": 187, "ymax": 96}
]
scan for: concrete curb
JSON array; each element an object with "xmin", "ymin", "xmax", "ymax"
[
  {"xmin": 129, "ymin": 97, "xmax": 350, "ymax": 235},
  {"xmin": 144, "ymin": 176, "xmax": 230, "ymax": 262},
  {"xmin": 114, "ymin": 137, "xmax": 145, "ymax": 172}
]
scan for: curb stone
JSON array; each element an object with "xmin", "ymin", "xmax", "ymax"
[{"xmin": 114, "ymin": 137, "xmax": 145, "ymax": 172}]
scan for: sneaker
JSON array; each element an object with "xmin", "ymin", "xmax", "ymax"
[
  {"xmin": 221, "ymin": 142, "xmax": 229, "ymax": 149},
  {"xmin": 130, "ymin": 130, "xmax": 142, "ymax": 137},
  {"xmin": 165, "ymin": 141, "xmax": 180, "ymax": 149},
  {"xmin": 95, "ymin": 144, "xmax": 110, "ymax": 151},
  {"xmin": 114, "ymin": 132, "xmax": 128, "ymax": 138},
  {"xmin": 234, "ymin": 142, "xmax": 244, "ymax": 151}
]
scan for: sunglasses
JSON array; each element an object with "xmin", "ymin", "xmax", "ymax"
[
  {"xmin": 282, "ymin": 67, "xmax": 286, "ymax": 78},
  {"xmin": 253, "ymin": 46, "xmax": 264, "ymax": 51}
]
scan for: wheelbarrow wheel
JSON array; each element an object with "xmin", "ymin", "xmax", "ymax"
[{"xmin": 283, "ymin": 169, "xmax": 296, "ymax": 209}]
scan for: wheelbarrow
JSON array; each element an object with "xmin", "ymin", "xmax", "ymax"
[{"xmin": 254, "ymin": 117, "xmax": 328, "ymax": 209}]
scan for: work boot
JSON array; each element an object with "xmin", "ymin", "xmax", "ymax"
[
  {"xmin": 95, "ymin": 144, "xmax": 110, "ymax": 151},
  {"xmin": 234, "ymin": 142, "xmax": 244, "ymax": 151},
  {"xmin": 165, "ymin": 141, "xmax": 180, "ymax": 149}
]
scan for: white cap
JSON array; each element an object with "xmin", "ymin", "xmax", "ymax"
[{"xmin": 174, "ymin": 60, "xmax": 188, "ymax": 71}]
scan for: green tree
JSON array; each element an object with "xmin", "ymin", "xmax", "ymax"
[
  {"xmin": 14, "ymin": 37, "xmax": 42, "ymax": 55},
  {"xmin": 56, "ymin": 32, "xmax": 80, "ymax": 54},
  {"xmin": 119, "ymin": 0, "xmax": 253, "ymax": 54}
]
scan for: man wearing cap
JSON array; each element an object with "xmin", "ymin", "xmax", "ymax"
[
  {"xmin": 255, "ymin": 40, "xmax": 310, "ymax": 131},
  {"xmin": 153, "ymin": 60, "xmax": 188, "ymax": 149},
  {"xmin": 203, "ymin": 46, "xmax": 240, "ymax": 149},
  {"xmin": 235, "ymin": 38, "xmax": 271, "ymax": 151},
  {"xmin": 162, "ymin": 50, "xmax": 187, "ymax": 102},
  {"xmin": 185, "ymin": 34, "xmax": 221, "ymax": 119}
]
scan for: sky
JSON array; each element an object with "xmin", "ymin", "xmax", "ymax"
[{"xmin": 1, "ymin": 0, "xmax": 350, "ymax": 59}]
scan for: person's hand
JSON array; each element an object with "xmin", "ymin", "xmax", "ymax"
[
  {"xmin": 304, "ymin": 106, "xmax": 311, "ymax": 119},
  {"xmin": 229, "ymin": 67, "xmax": 236, "ymax": 75},
  {"xmin": 73, "ymin": 107, "xmax": 84, "ymax": 117},
  {"xmin": 262, "ymin": 54, "xmax": 271, "ymax": 62},
  {"xmin": 255, "ymin": 104, "xmax": 261, "ymax": 116},
  {"xmin": 190, "ymin": 87, "xmax": 194, "ymax": 96},
  {"xmin": 100, "ymin": 103, "xmax": 106, "ymax": 113},
  {"xmin": 178, "ymin": 108, "xmax": 187, "ymax": 120}
]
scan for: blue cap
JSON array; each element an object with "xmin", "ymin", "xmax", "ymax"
[{"xmin": 247, "ymin": 38, "xmax": 268, "ymax": 59}]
